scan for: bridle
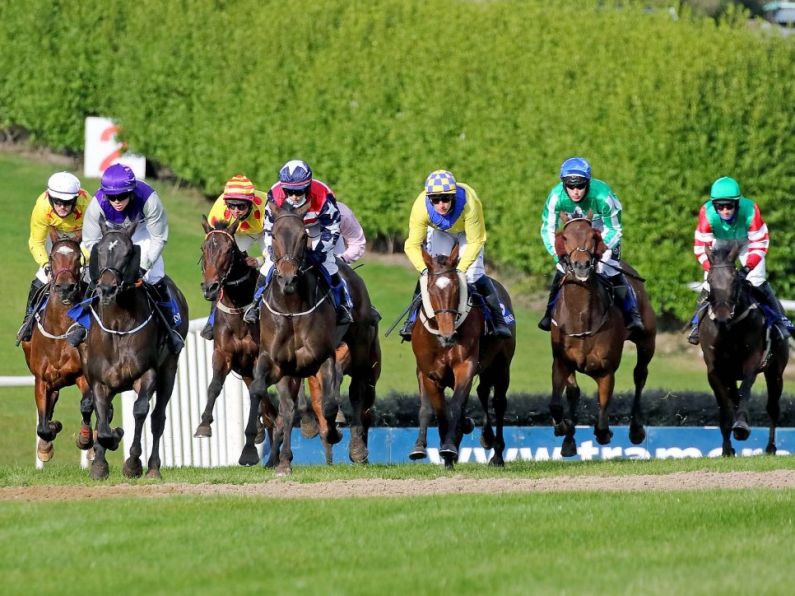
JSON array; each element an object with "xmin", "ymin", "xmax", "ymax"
[
  {"xmin": 706, "ymin": 263, "xmax": 752, "ymax": 323},
  {"xmin": 201, "ymin": 229, "xmax": 253, "ymax": 288},
  {"xmin": 95, "ymin": 229, "xmax": 140, "ymax": 294},
  {"xmin": 419, "ymin": 267, "xmax": 471, "ymax": 334},
  {"xmin": 272, "ymin": 212, "xmax": 311, "ymax": 277}
]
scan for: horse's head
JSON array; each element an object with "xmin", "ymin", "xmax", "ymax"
[
  {"xmin": 421, "ymin": 243, "xmax": 466, "ymax": 347},
  {"xmin": 200, "ymin": 215, "xmax": 242, "ymax": 300},
  {"xmin": 270, "ymin": 201, "xmax": 311, "ymax": 294},
  {"xmin": 556, "ymin": 211, "xmax": 606, "ymax": 282},
  {"xmin": 47, "ymin": 227, "xmax": 83, "ymax": 305},
  {"xmin": 705, "ymin": 241, "xmax": 743, "ymax": 324},
  {"xmin": 91, "ymin": 219, "xmax": 140, "ymax": 304}
]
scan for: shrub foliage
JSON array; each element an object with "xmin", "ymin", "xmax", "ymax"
[{"xmin": 2, "ymin": 0, "xmax": 793, "ymax": 319}]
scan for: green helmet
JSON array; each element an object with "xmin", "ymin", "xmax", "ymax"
[{"xmin": 710, "ymin": 177, "xmax": 742, "ymax": 201}]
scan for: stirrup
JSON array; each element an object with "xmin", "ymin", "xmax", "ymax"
[
  {"xmin": 491, "ymin": 323, "xmax": 512, "ymax": 338},
  {"xmin": 687, "ymin": 327, "xmax": 699, "ymax": 345},
  {"xmin": 538, "ymin": 315, "xmax": 552, "ymax": 332},
  {"xmin": 627, "ymin": 315, "xmax": 644, "ymax": 332},
  {"xmin": 242, "ymin": 304, "xmax": 259, "ymax": 324},
  {"xmin": 16, "ymin": 317, "xmax": 34, "ymax": 345}
]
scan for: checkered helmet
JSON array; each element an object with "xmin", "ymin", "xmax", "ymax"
[{"xmin": 424, "ymin": 170, "xmax": 457, "ymax": 195}]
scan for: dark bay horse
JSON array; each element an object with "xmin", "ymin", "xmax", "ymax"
[
  {"xmin": 83, "ymin": 220, "xmax": 189, "ymax": 479},
  {"xmin": 244, "ymin": 201, "xmax": 342, "ymax": 475},
  {"xmin": 409, "ymin": 245, "xmax": 516, "ymax": 468},
  {"xmin": 550, "ymin": 213, "xmax": 656, "ymax": 456},
  {"xmin": 196, "ymin": 216, "xmax": 277, "ymax": 457},
  {"xmin": 698, "ymin": 241, "xmax": 789, "ymax": 456},
  {"xmin": 21, "ymin": 229, "xmax": 94, "ymax": 463}
]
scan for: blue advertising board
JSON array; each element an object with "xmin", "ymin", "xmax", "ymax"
[{"xmin": 263, "ymin": 426, "xmax": 795, "ymax": 465}]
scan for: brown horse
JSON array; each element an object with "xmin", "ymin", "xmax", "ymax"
[
  {"xmin": 83, "ymin": 220, "xmax": 189, "ymax": 479},
  {"xmin": 409, "ymin": 244, "xmax": 516, "ymax": 469},
  {"xmin": 550, "ymin": 213, "xmax": 656, "ymax": 456},
  {"xmin": 244, "ymin": 201, "xmax": 342, "ymax": 475},
  {"xmin": 698, "ymin": 241, "xmax": 789, "ymax": 456},
  {"xmin": 196, "ymin": 216, "xmax": 277, "ymax": 461},
  {"xmin": 21, "ymin": 229, "xmax": 94, "ymax": 463}
]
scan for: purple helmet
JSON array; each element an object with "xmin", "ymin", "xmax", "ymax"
[
  {"xmin": 278, "ymin": 159, "xmax": 313, "ymax": 191},
  {"xmin": 100, "ymin": 164, "xmax": 137, "ymax": 195}
]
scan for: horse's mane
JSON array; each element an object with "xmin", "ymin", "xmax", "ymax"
[{"xmin": 709, "ymin": 240, "xmax": 741, "ymax": 265}]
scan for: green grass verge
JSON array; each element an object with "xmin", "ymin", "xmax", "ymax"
[{"xmin": 0, "ymin": 488, "xmax": 793, "ymax": 595}]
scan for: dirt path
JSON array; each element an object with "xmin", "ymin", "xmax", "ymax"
[{"xmin": 2, "ymin": 470, "xmax": 794, "ymax": 502}]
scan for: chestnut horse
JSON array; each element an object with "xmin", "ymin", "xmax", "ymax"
[
  {"xmin": 83, "ymin": 221, "xmax": 189, "ymax": 479},
  {"xmin": 21, "ymin": 229, "xmax": 94, "ymax": 463},
  {"xmin": 409, "ymin": 245, "xmax": 516, "ymax": 468},
  {"xmin": 550, "ymin": 213, "xmax": 656, "ymax": 456},
  {"xmin": 244, "ymin": 202, "xmax": 342, "ymax": 475},
  {"xmin": 196, "ymin": 217, "xmax": 277, "ymax": 462},
  {"xmin": 698, "ymin": 241, "xmax": 789, "ymax": 456}
]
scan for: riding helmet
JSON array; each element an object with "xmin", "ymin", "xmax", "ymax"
[
  {"xmin": 47, "ymin": 171, "xmax": 81, "ymax": 201},
  {"xmin": 278, "ymin": 160, "xmax": 313, "ymax": 191},
  {"xmin": 100, "ymin": 164, "xmax": 137, "ymax": 195},
  {"xmin": 424, "ymin": 170, "xmax": 457, "ymax": 195},
  {"xmin": 223, "ymin": 174, "xmax": 256, "ymax": 201},
  {"xmin": 559, "ymin": 157, "xmax": 592, "ymax": 181}
]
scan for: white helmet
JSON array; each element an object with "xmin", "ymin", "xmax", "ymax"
[{"xmin": 47, "ymin": 171, "xmax": 81, "ymax": 201}]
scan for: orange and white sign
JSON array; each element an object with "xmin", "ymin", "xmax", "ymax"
[{"xmin": 84, "ymin": 116, "xmax": 146, "ymax": 179}]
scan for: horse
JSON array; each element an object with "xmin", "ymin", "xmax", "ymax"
[
  {"xmin": 698, "ymin": 241, "xmax": 789, "ymax": 456},
  {"xmin": 408, "ymin": 244, "xmax": 516, "ymax": 469},
  {"xmin": 244, "ymin": 201, "xmax": 378, "ymax": 474},
  {"xmin": 549, "ymin": 213, "xmax": 656, "ymax": 456},
  {"xmin": 196, "ymin": 216, "xmax": 277, "ymax": 460},
  {"xmin": 82, "ymin": 220, "xmax": 189, "ymax": 479},
  {"xmin": 21, "ymin": 228, "xmax": 94, "ymax": 463}
]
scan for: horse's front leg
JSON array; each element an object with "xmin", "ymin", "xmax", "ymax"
[
  {"xmin": 90, "ymin": 383, "xmax": 120, "ymax": 479},
  {"xmin": 418, "ymin": 372, "xmax": 451, "ymax": 468},
  {"xmin": 123, "ymin": 371, "xmax": 157, "ymax": 479},
  {"xmin": 442, "ymin": 361, "xmax": 477, "ymax": 461},
  {"xmin": 195, "ymin": 350, "xmax": 232, "ymax": 438},
  {"xmin": 707, "ymin": 369, "xmax": 735, "ymax": 456},
  {"xmin": 763, "ymin": 363, "xmax": 784, "ymax": 455},
  {"xmin": 629, "ymin": 337, "xmax": 654, "ymax": 445},
  {"xmin": 274, "ymin": 377, "xmax": 300, "ymax": 475},
  {"xmin": 241, "ymin": 353, "xmax": 274, "ymax": 466},
  {"xmin": 34, "ymin": 379, "xmax": 58, "ymax": 463},
  {"xmin": 410, "ymin": 368, "xmax": 433, "ymax": 460},
  {"xmin": 551, "ymin": 357, "xmax": 578, "ymax": 457},
  {"xmin": 483, "ymin": 370, "xmax": 509, "ymax": 467},
  {"xmin": 317, "ymin": 357, "xmax": 342, "ymax": 446},
  {"xmin": 593, "ymin": 373, "xmax": 615, "ymax": 446},
  {"xmin": 732, "ymin": 368, "xmax": 758, "ymax": 442}
]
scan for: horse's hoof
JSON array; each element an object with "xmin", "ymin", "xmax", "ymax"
[
  {"xmin": 349, "ymin": 442, "xmax": 368, "ymax": 464},
  {"xmin": 595, "ymin": 429, "xmax": 613, "ymax": 446},
  {"xmin": 439, "ymin": 443, "xmax": 458, "ymax": 459},
  {"xmin": 462, "ymin": 417, "xmax": 475, "ymax": 435},
  {"xmin": 335, "ymin": 410, "xmax": 348, "ymax": 427},
  {"xmin": 629, "ymin": 426, "xmax": 646, "ymax": 445},
  {"xmin": 300, "ymin": 416, "xmax": 320, "ymax": 439},
  {"xmin": 766, "ymin": 444, "xmax": 777, "ymax": 455},
  {"xmin": 193, "ymin": 424, "xmax": 212, "ymax": 439},
  {"xmin": 86, "ymin": 447, "xmax": 96, "ymax": 463},
  {"xmin": 722, "ymin": 447, "xmax": 736, "ymax": 457},
  {"xmin": 123, "ymin": 457, "xmax": 143, "ymax": 478},
  {"xmin": 238, "ymin": 445, "xmax": 260, "ymax": 467},
  {"xmin": 443, "ymin": 458, "xmax": 456, "ymax": 470},
  {"xmin": 326, "ymin": 427, "xmax": 343, "ymax": 445},
  {"xmin": 561, "ymin": 438, "xmax": 578, "ymax": 458},
  {"xmin": 146, "ymin": 468, "xmax": 162, "ymax": 480},
  {"xmin": 488, "ymin": 456, "xmax": 505, "ymax": 467},
  {"xmin": 732, "ymin": 423, "xmax": 750, "ymax": 442},
  {"xmin": 276, "ymin": 464, "xmax": 292, "ymax": 477},
  {"xmin": 90, "ymin": 460, "xmax": 109, "ymax": 480},
  {"xmin": 37, "ymin": 440, "xmax": 54, "ymax": 463},
  {"xmin": 76, "ymin": 426, "xmax": 94, "ymax": 450},
  {"xmin": 409, "ymin": 447, "xmax": 427, "ymax": 460}
]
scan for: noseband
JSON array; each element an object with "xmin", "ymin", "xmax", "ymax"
[
  {"xmin": 272, "ymin": 212, "xmax": 310, "ymax": 276},
  {"xmin": 419, "ymin": 267, "xmax": 471, "ymax": 334}
]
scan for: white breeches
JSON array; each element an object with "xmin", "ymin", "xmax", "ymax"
[{"xmin": 425, "ymin": 228, "xmax": 485, "ymax": 284}]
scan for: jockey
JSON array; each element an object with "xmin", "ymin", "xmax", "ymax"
[
  {"xmin": 16, "ymin": 172, "xmax": 91, "ymax": 344},
  {"xmin": 67, "ymin": 164, "xmax": 184, "ymax": 353},
  {"xmin": 538, "ymin": 157, "xmax": 644, "ymax": 333},
  {"xmin": 242, "ymin": 159, "xmax": 353, "ymax": 325},
  {"xmin": 199, "ymin": 174, "xmax": 268, "ymax": 340},
  {"xmin": 399, "ymin": 169, "xmax": 512, "ymax": 340},
  {"xmin": 687, "ymin": 176, "xmax": 793, "ymax": 344}
]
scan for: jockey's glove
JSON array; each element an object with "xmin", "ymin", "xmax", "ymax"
[
  {"xmin": 138, "ymin": 267, "xmax": 148, "ymax": 281},
  {"xmin": 738, "ymin": 266, "xmax": 751, "ymax": 282},
  {"xmin": 44, "ymin": 264, "xmax": 52, "ymax": 279}
]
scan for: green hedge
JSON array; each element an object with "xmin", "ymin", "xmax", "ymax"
[{"xmin": 1, "ymin": 0, "xmax": 793, "ymax": 320}]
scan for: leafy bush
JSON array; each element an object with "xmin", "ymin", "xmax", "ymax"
[{"xmin": 2, "ymin": 0, "xmax": 793, "ymax": 320}]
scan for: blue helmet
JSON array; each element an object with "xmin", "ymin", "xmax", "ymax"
[
  {"xmin": 559, "ymin": 157, "xmax": 592, "ymax": 181},
  {"xmin": 278, "ymin": 159, "xmax": 313, "ymax": 191}
]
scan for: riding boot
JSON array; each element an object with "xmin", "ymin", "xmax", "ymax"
[
  {"xmin": 399, "ymin": 280, "xmax": 421, "ymax": 340},
  {"xmin": 200, "ymin": 303, "xmax": 216, "ymax": 341},
  {"xmin": 153, "ymin": 279, "xmax": 185, "ymax": 354},
  {"xmin": 474, "ymin": 276, "xmax": 512, "ymax": 338},
  {"xmin": 613, "ymin": 274, "xmax": 644, "ymax": 332},
  {"xmin": 538, "ymin": 269, "xmax": 564, "ymax": 331},
  {"xmin": 686, "ymin": 288, "xmax": 709, "ymax": 345},
  {"xmin": 16, "ymin": 278, "xmax": 46, "ymax": 345},
  {"xmin": 64, "ymin": 283, "xmax": 93, "ymax": 347},
  {"xmin": 243, "ymin": 273, "xmax": 268, "ymax": 324},
  {"xmin": 752, "ymin": 281, "xmax": 793, "ymax": 340},
  {"xmin": 330, "ymin": 273, "xmax": 353, "ymax": 325}
]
